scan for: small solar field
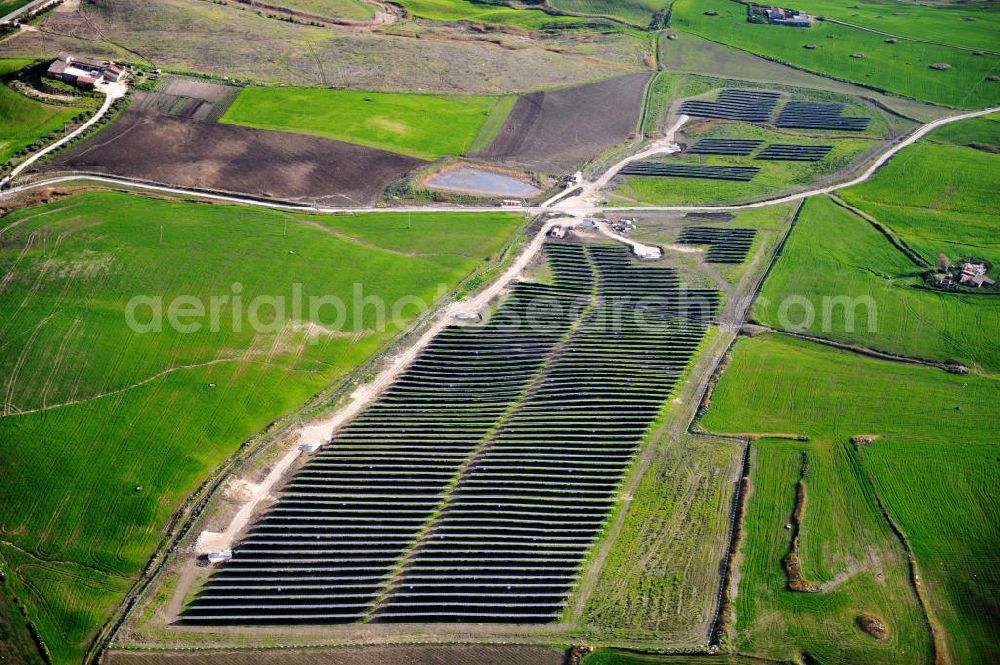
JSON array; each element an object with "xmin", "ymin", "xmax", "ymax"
[
  {"xmin": 677, "ymin": 226, "xmax": 758, "ymax": 263},
  {"xmin": 775, "ymin": 101, "xmax": 871, "ymax": 132},
  {"xmin": 680, "ymin": 89, "xmax": 781, "ymax": 123},
  {"xmin": 182, "ymin": 241, "xmax": 718, "ymax": 625},
  {"xmin": 619, "ymin": 162, "xmax": 760, "ymax": 181},
  {"xmin": 687, "ymin": 138, "xmax": 763, "ymax": 156},
  {"xmin": 755, "ymin": 144, "xmax": 834, "ymax": 161}
]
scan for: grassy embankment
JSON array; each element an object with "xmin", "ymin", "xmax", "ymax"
[
  {"xmin": 0, "ymin": 59, "xmax": 96, "ymax": 164},
  {"xmin": 703, "ymin": 333, "xmax": 999, "ymax": 664},
  {"xmin": 756, "ymin": 117, "xmax": 1000, "ymax": 371},
  {"xmin": 581, "ymin": 434, "xmax": 741, "ymax": 641},
  {"xmin": 0, "ymin": 191, "xmax": 523, "ymax": 665},
  {"xmin": 671, "ymin": 0, "xmax": 1000, "ymax": 108},
  {"xmin": 220, "ymin": 87, "xmax": 517, "ymax": 160}
]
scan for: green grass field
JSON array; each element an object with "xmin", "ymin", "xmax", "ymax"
[
  {"xmin": 0, "ymin": 59, "xmax": 95, "ymax": 164},
  {"xmin": 792, "ymin": 0, "xmax": 1000, "ymax": 53},
  {"xmin": 730, "ymin": 437, "xmax": 932, "ymax": 664},
  {"xmin": 0, "ymin": 0, "xmax": 30, "ymax": 15},
  {"xmin": 755, "ymin": 195, "xmax": 1000, "ymax": 371},
  {"xmin": 671, "ymin": 0, "xmax": 1000, "ymax": 108},
  {"xmin": 395, "ymin": 0, "xmax": 584, "ymax": 28},
  {"xmin": 839, "ymin": 118, "xmax": 1000, "ymax": 268},
  {"xmin": 703, "ymin": 333, "xmax": 998, "ymax": 456},
  {"xmin": 548, "ymin": 0, "xmax": 667, "ymax": 27},
  {"xmin": 753, "ymin": 117, "xmax": 1000, "ymax": 370},
  {"xmin": 921, "ymin": 111, "xmax": 1000, "ymax": 148},
  {"xmin": 220, "ymin": 87, "xmax": 515, "ymax": 159},
  {"xmin": 270, "ymin": 0, "xmax": 375, "ymax": 20},
  {"xmin": 0, "ymin": 191, "xmax": 522, "ymax": 664},
  {"xmin": 703, "ymin": 332, "xmax": 999, "ymax": 663},
  {"xmin": 861, "ymin": 441, "xmax": 1000, "ymax": 665}
]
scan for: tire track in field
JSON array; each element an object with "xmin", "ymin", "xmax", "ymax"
[
  {"xmin": 0, "ymin": 539, "xmax": 120, "ymax": 579},
  {"xmin": 0, "ymin": 226, "xmax": 108, "ymax": 409},
  {"xmin": 0, "ymin": 357, "xmax": 304, "ymax": 419},
  {"xmin": 2, "ymin": 312, "xmax": 56, "ymax": 416},
  {"xmin": 0, "ymin": 231, "xmax": 36, "ymax": 296},
  {"xmin": 38, "ymin": 316, "xmax": 83, "ymax": 412}
]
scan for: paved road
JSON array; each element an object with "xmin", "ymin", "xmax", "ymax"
[
  {"xmin": 3, "ymin": 82, "xmax": 127, "ymax": 187},
  {"xmin": 0, "ymin": 0, "xmax": 53, "ymax": 24},
  {"xmin": 4, "ymin": 105, "xmax": 997, "ymax": 214}
]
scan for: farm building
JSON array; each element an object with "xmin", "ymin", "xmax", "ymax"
[
  {"xmin": 768, "ymin": 7, "xmax": 812, "ymax": 26},
  {"xmin": 749, "ymin": 5, "xmax": 813, "ymax": 27},
  {"xmin": 958, "ymin": 262, "xmax": 995, "ymax": 288},
  {"xmin": 46, "ymin": 53, "xmax": 126, "ymax": 90}
]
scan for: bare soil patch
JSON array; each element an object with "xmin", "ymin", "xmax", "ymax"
[
  {"xmin": 103, "ymin": 645, "xmax": 567, "ymax": 665},
  {"xmin": 45, "ymin": 109, "xmax": 425, "ymax": 205},
  {"xmin": 475, "ymin": 73, "xmax": 650, "ymax": 173}
]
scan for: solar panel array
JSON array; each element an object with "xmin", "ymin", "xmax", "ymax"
[
  {"xmin": 677, "ymin": 226, "xmax": 758, "ymax": 264},
  {"xmin": 184, "ymin": 241, "xmax": 718, "ymax": 625},
  {"xmin": 755, "ymin": 144, "xmax": 834, "ymax": 161},
  {"xmin": 680, "ymin": 89, "xmax": 781, "ymax": 122},
  {"xmin": 619, "ymin": 162, "xmax": 760, "ymax": 182},
  {"xmin": 775, "ymin": 101, "xmax": 871, "ymax": 131},
  {"xmin": 687, "ymin": 138, "xmax": 763, "ymax": 156}
]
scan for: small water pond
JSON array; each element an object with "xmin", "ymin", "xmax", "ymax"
[{"xmin": 425, "ymin": 167, "xmax": 540, "ymax": 198}]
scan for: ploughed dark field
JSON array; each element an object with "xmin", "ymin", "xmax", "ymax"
[
  {"xmin": 46, "ymin": 95, "xmax": 425, "ymax": 206},
  {"xmin": 476, "ymin": 73, "xmax": 651, "ymax": 173}
]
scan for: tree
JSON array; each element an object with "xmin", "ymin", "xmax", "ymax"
[{"xmin": 937, "ymin": 253, "xmax": 952, "ymax": 272}]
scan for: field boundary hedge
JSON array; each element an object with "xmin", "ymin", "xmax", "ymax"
[{"xmin": 827, "ymin": 195, "xmax": 930, "ymax": 268}]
